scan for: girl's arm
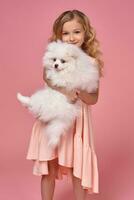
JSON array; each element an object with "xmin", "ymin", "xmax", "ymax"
[
  {"xmin": 43, "ymin": 68, "xmax": 99, "ymax": 105},
  {"xmin": 76, "ymin": 89, "xmax": 99, "ymax": 105}
]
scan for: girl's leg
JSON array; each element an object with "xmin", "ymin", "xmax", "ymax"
[
  {"xmin": 41, "ymin": 158, "xmax": 58, "ymax": 200},
  {"xmin": 72, "ymin": 175, "xmax": 87, "ymax": 200}
]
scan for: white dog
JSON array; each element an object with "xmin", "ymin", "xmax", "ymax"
[{"xmin": 17, "ymin": 40, "xmax": 99, "ymax": 149}]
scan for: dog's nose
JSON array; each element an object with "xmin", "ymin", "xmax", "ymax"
[{"xmin": 54, "ymin": 64, "xmax": 58, "ymax": 69}]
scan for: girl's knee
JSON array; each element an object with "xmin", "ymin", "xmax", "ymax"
[
  {"xmin": 42, "ymin": 174, "xmax": 55, "ymax": 181},
  {"xmin": 41, "ymin": 158, "xmax": 58, "ymax": 180}
]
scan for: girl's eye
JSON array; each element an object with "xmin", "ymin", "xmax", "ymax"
[
  {"xmin": 75, "ymin": 31, "xmax": 80, "ymax": 34},
  {"xmin": 61, "ymin": 59, "xmax": 66, "ymax": 63},
  {"xmin": 62, "ymin": 32, "xmax": 68, "ymax": 35},
  {"xmin": 62, "ymin": 31, "xmax": 80, "ymax": 35},
  {"xmin": 53, "ymin": 58, "xmax": 56, "ymax": 61}
]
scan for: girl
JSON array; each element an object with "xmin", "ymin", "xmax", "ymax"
[{"xmin": 26, "ymin": 10, "xmax": 103, "ymax": 200}]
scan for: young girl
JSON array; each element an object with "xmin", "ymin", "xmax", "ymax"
[{"xmin": 26, "ymin": 10, "xmax": 103, "ymax": 200}]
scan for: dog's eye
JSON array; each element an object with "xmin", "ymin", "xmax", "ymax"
[
  {"xmin": 61, "ymin": 59, "xmax": 66, "ymax": 63},
  {"xmin": 53, "ymin": 58, "xmax": 56, "ymax": 62}
]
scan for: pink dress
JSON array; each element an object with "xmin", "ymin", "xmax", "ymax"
[{"xmin": 26, "ymin": 100, "xmax": 99, "ymax": 194}]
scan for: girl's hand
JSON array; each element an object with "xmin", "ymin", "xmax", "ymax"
[{"xmin": 66, "ymin": 90, "xmax": 79, "ymax": 104}]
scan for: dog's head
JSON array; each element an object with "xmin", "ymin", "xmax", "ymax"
[{"xmin": 42, "ymin": 40, "xmax": 81, "ymax": 72}]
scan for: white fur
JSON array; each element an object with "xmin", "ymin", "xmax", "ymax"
[{"xmin": 17, "ymin": 40, "xmax": 99, "ymax": 149}]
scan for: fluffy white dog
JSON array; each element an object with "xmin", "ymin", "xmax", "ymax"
[{"xmin": 17, "ymin": 40, "xmax": 99, "ymax": 149}]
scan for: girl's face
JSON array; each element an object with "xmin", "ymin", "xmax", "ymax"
[{"xmin": 61, "ymin": 19, "xmax": 85, "ymax": 48}]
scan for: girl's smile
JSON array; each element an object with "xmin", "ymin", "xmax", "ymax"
[{"xmin": 61, "ymin": 19, "xmax": 85, "ymax": 47}]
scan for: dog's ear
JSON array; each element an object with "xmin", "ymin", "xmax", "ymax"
[
  {"xmin": 47, "ymin": 41, "xmax": 57, "ymax": 51},
  {"xmin": 56, "ymin": 39, "xmax": 62, "ymax": 44},
  {"xmin": 46, "ymin": 40, "xmax": 63, "ymax": 52},
  {"xmin": 66, "ymin": 45, "xmax": 80, "ymax": 59}
]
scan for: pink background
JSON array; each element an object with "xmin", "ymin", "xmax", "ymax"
[{"xmin": 0, "ymin": 0, "xmax": 134, "ymax": 199}]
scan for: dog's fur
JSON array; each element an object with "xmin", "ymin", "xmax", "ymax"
[{"xmin": 17, "ymin": 40, "xmax": 99, "ymax": 149}]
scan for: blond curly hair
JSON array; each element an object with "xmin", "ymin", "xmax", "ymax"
[{"xmin": 49, "ymin": 10, "xmax": 104, "ymax": 77}]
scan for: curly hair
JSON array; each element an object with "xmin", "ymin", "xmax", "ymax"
[{"xmin": 49, "ymin": 10, "xmax": 104, "ymax": 77}]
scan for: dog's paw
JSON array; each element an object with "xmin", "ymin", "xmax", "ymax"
[
  {"xmin": 16, "ymin": 92, "xmax": 30, "ymax": 107},
  {"xmin": 17, "ymin": 92, "xmax": 23, "ymax": 102},
  {"xmin": 17, "ymin": 92, "xmax": 22, "ymax": 100}
]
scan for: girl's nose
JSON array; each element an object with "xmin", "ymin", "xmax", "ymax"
[{"xmin": 69, "ymin": 34, "xmax": 75, "ymax": 41}]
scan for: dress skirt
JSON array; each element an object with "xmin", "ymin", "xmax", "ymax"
[{"xmin": 26, "ymin": 101, "xmax": 99, "ymax": 194}]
